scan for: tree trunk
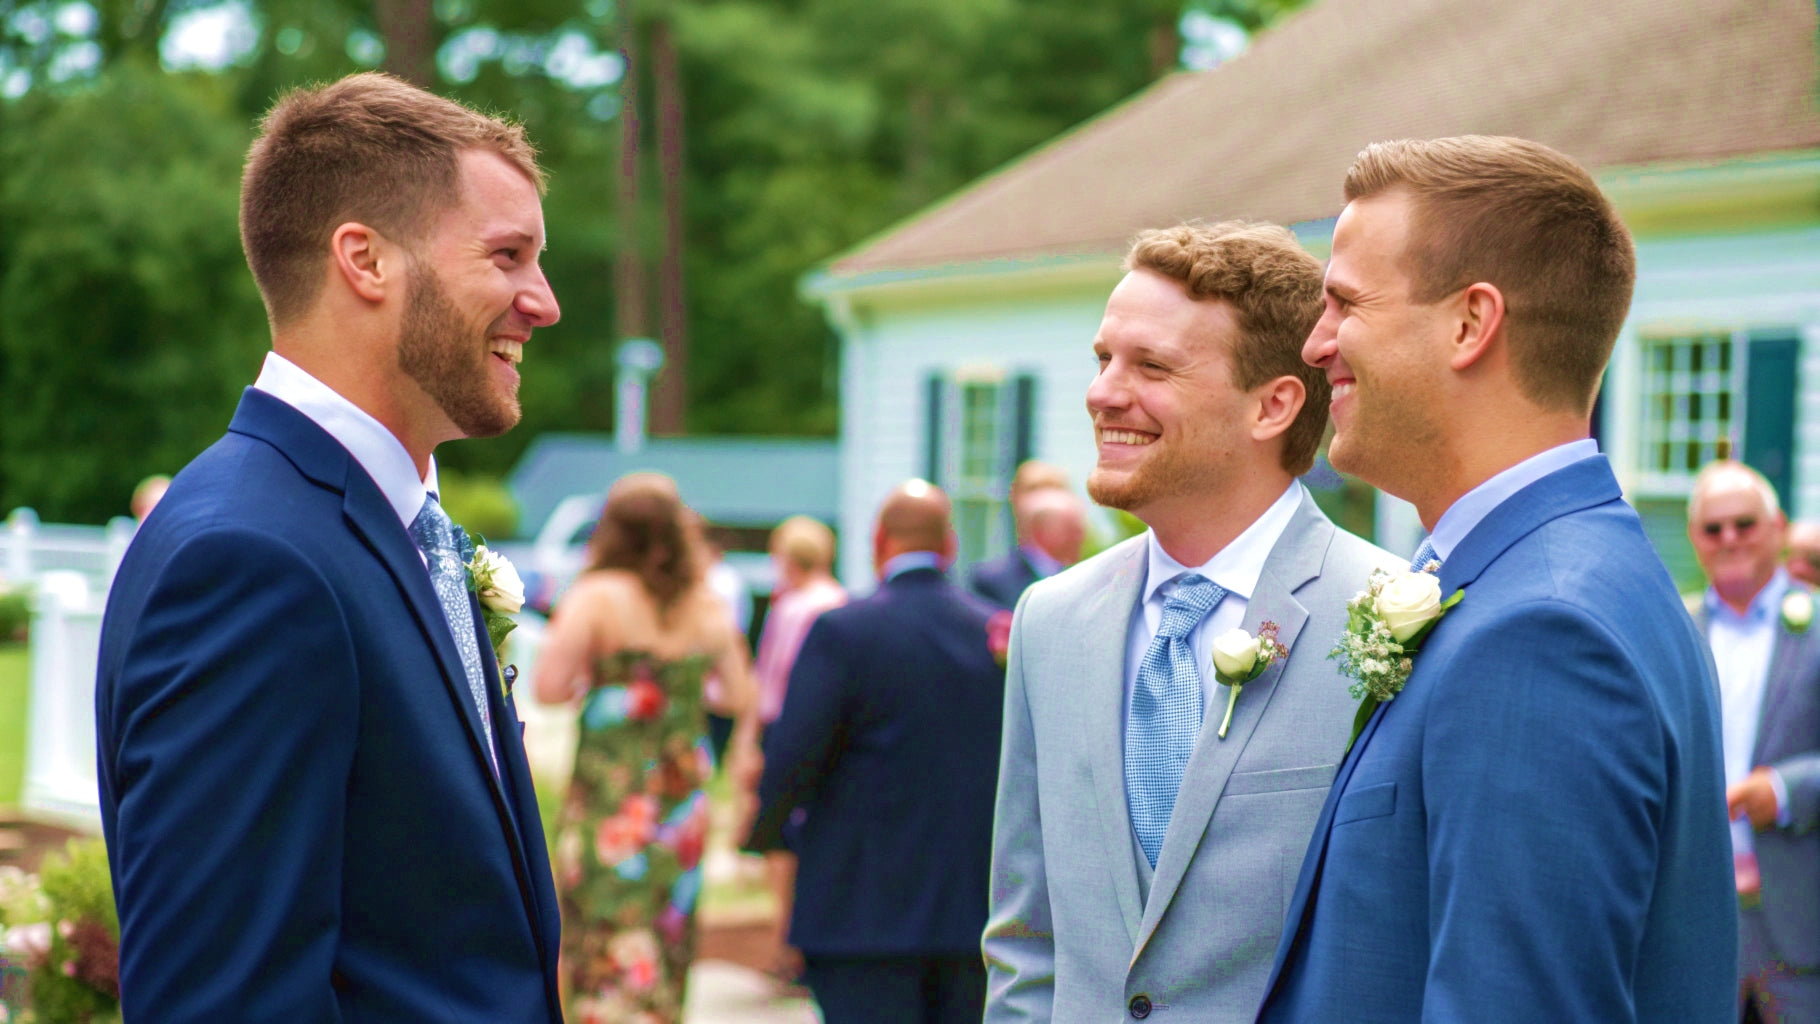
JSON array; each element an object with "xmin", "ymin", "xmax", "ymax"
[
  {"xmin": 375, "ymin": 0, "xmax": 439, "ymax": 87},
  {"xmin": 615, "ymin": 0, "xmax": 649, "ymax": 349},
  {"xmin": 650, "ymin": 16, "xmax": 688, "ymax": 436}
]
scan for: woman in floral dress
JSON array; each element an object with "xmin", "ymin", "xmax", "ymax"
[{"xmin": 532, "ymin": 473, "xmax": 758, "ymax": 1024}]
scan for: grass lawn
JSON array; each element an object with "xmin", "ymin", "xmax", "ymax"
[{"xmin": 0, "ymin": 643, "xmax": 29, "ymax": 808}]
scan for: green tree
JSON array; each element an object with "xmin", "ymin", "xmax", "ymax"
[{"xmin": 0, "ymin": 64, "xmax": 265, "ymax": 522}]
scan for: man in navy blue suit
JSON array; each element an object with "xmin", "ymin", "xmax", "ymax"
[
  {"xmin": 96, "ymin": 73, "xmax": 563, "ymax": 1022},
  {"xmin": 747, "ymin": 480, "xmax": 1005, "ymax": 1024},
  {"xmin": 968, "ymin": 485, "xmax": 1087, "ymax": 610},
  {"xmin": 1257, "ymin": 136, "xmax": 1736, "ymax": 1022}
]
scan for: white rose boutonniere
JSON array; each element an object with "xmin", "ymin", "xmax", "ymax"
[
  {"xmin": 1331, "ymin": 569, "xmax": 1464, "ymax": 752},
  {"xmin": 464, "ymin": 543, "xmax": 523, "ymax": 694},
  {"xmin": 1783, "ymin": 590, "xmax": 1814, "ymax": 635},
  {"xmin": 1210, "ymin": 622, "xmax": 1288, "ymax": 740}
]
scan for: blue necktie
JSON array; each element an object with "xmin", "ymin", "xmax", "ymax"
[
  {"xmin": 1410, "ymin": 538, "xmax": 1441, "ymax": 574},
  {"xmin": 410, "ymin": 494, "xmax": 498, "ymax": 773},
  {"xmin": 1126, "ymin": 573, "xmax": 1225, "ymax": 867}
]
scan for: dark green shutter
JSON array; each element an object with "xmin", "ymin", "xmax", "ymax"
[
  {"xmin": 925, "ymin": 374, "xmax": 944, "ymax": 484},
  {"xmin": 1744, "ymin": 331, "xmax": 1800, "ymax": 513}
]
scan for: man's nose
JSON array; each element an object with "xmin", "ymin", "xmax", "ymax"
[
  {"xmin": 1303, "ymin": 312, "xmax": 1338, "ymax": 368},
  {"xmin": 519, "ymin": 270, "xmax": 560, "ymax": 327}
]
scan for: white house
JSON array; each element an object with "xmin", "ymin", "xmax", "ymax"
[{"xmin": 804, "ymin": 0, "xmax": 1820, "ymax": 589}]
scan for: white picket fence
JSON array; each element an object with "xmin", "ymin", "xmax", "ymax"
[
  {"xmin": 5, "ymin": 509, "xmax": 561, "ymax": 830},
  {"xmin": 4, "ymin": 510, "xmax": 133, "ymax": 830}
]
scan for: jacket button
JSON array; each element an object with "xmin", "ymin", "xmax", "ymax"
[{"xmin": 1129, "ymin": 994, "xmax": 1152, "ymax": 1019}]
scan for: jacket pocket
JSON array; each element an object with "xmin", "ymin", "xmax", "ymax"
[
  {"xmin": 1333, "ymin": 781, "xmax": 1396, "ymax": 824},
  {"xmin": 1224, "ymin": 763, "xmax": 1337, "ymax": 796}
]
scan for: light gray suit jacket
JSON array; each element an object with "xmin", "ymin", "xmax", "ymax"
[
  {"xmin": 982, "ymin": 490, "xmax": 1396, "ymax": 1022},
  {"xmin": 1694, "ymin": 585, "xmax": 1820, "ymax": 968}
]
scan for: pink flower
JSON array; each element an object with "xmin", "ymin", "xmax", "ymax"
[
  {"xmin": 986, "ymin": 611, "xmax": 1013, "ymax": 666},
  {"xmin": 593, "ymin": 795, "xmax": 659, "ymax": 866}
]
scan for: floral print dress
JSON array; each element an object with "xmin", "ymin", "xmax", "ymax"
[{"xmin": 554, "ymin": 650, "xmax": 714, "ymax": 1024}]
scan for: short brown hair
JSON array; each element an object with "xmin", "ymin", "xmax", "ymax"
[
  {"xmin": 240, "ymin": 72, "xmax": 544, "ymax": 326},
  {"xmin": 1125, "ymin": 221, "xmax": 1327, "ymax": 475},
  {"xmin": 770, "ymin": 516, "xmax": 836, "ymax": 574},
  {"xmin": 585, "ymin": 472, "xmax": 705, "ymax": 615},
  {"xmin": 1344, "ymin": 136, "xmax": 1636, "ymax": 415}
]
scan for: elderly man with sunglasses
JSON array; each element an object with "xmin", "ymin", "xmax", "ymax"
[{"xmin": 1687, "ymin": 459, "xmax": 1820, "ymax": 1023}]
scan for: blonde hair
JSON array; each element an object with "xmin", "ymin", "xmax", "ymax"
[{"xmin": 770, "ymin": 516, "xmax": 836, "ymax": 574}]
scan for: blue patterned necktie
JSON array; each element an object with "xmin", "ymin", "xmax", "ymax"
[
  {"xmin": 1126, "ymin": 572, "xmax": 1225, "ymax": 867},
  {"xmin": 1410, "ymin": 538, "xmax": 1441, "ymax": 575},
  {"xmin": 410, "ymin": 493, "xmax": 498, "ymax": 774}
]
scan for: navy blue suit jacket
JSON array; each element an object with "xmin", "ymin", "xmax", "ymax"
[
  {"xmin": 747, "ymin": 567, "xmax": 1005, "ymax": 957},
  {"xmin": 968, "ymin": 550, "xmax": 1040, "ymax": 610},
  {"xmin": 1257, "ymin": 457, "xmax": 1737, "ymax": 1023},
  {"xmin": 96, "ymin": 390, "xmax": 562, "ymax": 1023}
]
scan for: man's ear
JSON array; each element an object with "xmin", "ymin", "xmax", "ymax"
[
  {"xmin": 330, "ymin": 222, "xmax": 394, "ymax": 303},
  {"xmin": 1450, "ymin": 282, "xmax": 1506, "ymax": 371},
  {"xmin": 1250, "ymin": 374, "xmax": 1307, "ymax": 444}
]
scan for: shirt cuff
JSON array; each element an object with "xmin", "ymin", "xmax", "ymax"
[{"xmin": 1770, "ymin": 767, "xmax": 1792, "ymax": 828}]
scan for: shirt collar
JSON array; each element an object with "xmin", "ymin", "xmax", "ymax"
[
  {"xmin": 1705, "ymin": 569, "xmax": 1791, "ymax": 626},
  {"xmin": 252, "ymin": 351, "xmax": 436, "ymax": 531},
  {"xmin": 883, "ymin": 550, "xmax": 943, "ymax": 581},
  {"xmin": 1429, "ymin": 439, "xmax": 1600, "ymax": 561},
  {"xmin": 1142, "ymin": 482, "xmax": 1303, "ymax": 605},
  {"xmin": 1020, "ymin": 543, "xmax": 1064, "ymax": 579}
]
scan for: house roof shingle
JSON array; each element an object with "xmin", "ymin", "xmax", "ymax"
[{"xmin": 828, "ymin": 0, "xmax": 1820, "ymax": 278}]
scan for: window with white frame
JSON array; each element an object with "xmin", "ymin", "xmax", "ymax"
[
  {"xmin": 1638, "ymin": 332, "xmax": 1735, "ymax": 483},
  {"xmin": 923, "ymin": 368, "xmax": 1037, "ymax": 571}
]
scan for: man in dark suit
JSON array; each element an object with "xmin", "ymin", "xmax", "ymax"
[
  {"xmin": 96, "ymin": 74, "xmax": 563, "ymax": 1022},
  {"xmin": 1259, "ymin": 136, "xmax": 1735, "ymax": 1022},
  {"xmin": 748, "ymin": 480, "xmax": 1005, "ymax": 1024},
  {"xmin": 1688, "ymin": 460, "xmax": 1820, "ymax": 1022},
  {"xmin": 968, "ymin": 486, "xmax": 1087, "ymax": 609}
]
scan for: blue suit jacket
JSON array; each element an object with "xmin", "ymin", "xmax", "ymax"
[
  {"xmin": 969, "ymin": 550, "xmax": 1041, "ymax": 610},
  {"xmin": 747, "ymin": 567, "xmax": 1005, "ymax": 957},
  {"xmin": 96, "ymin": 390, "xmax": 562, "ymax": 1023},
  {"xmin": 1257, "ymin": 457, "xmax": 1737, "ymax": 1024}
]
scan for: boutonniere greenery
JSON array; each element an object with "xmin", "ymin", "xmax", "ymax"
[
  {"xmin": 1783, "ymin": 590, "xmax": 1814, "ymax": 635},
  {"xmin": 1331, "ymin": 569, "xmax": 1463, "ymax": 751},
  {"xmin": 463, "ymin": 541, "xmax": 525, "ymax": 695},
  {"xmin": 1210, "ymin": 622, "xmax": 1288, "ymax": 739}
]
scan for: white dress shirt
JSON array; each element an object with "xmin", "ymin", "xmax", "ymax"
[
  {"xmin": 1123, "ymin": 482, "xmax": 1304, "ymax": 717},
  {"xmin": 1425, "ymin": 438, "xmax": 1600, "ymax": 561},
  {"xmin": 252, "ymin": 351, "xmax": 437, "ymax": 533},
  {"xmin": 1707, "ymin": 571, "xmax": 1794, "ymax": 855}
]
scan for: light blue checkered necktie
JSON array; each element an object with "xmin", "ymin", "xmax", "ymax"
[
  {"xmin": 1126, "ymin": 572, "xmax": 1225, "ymax": 867},
  {"xmin": 1410, "ymin": 538, "xmax": 1441, "ymax": 575},
  {"xmin": 410, "ymin": 493, "xmax": 497, "ymax": 773}
]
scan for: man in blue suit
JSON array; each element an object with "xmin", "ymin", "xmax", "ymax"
[
  {"xmin": 747, "ymin": 480, "xmax": 1004, "ymax": 1024},
  {"xmin": 1258, "ymin": 136, "xmax": 1736, "ymax": 1022},
  {"xmin": 96, "ymin": 74, "xmax": 563, "ymax": 1022},
  {"xmin": 969, "ymin": 485, "xmax": 1087, "ymax": 610}
]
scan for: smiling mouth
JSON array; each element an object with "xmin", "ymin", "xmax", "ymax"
[
  {"xmin": 490, "ymin": 339, "xmax": 523, "ymax": 365},
  {"xmin": 1098, "ymin": 428, "xmax": 1155, "ymax": 446},
  {"xmin": 1331, "ymin": 382, "xmax": 1355, "ymax": 402}
]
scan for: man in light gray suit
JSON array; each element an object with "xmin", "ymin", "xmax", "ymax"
[
  {"xmin": 1687, "ymin": 459, "xmax": 1820, "ymax": 1023},
  {"xmin": 983, "ymin": 221, "xmax": 1395, "ymax": 1022}
]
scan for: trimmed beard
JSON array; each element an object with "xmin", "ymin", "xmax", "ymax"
[{"xmin": 397, "ymin": 258, "xmax": 519, "ymax": 439}]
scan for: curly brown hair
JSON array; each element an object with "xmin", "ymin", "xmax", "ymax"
[{"xmin": 584, "ymin": 473, "xmax": 705, "ymax": 615}]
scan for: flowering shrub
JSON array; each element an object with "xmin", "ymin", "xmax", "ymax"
[{"xmin": 0, "ymin": 840, "xmax": 120, "ymax": 1024}]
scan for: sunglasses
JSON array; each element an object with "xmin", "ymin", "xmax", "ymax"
[{"xmin": 1700, "ymin": 516, "xmax": 1758, "ymax": 538}]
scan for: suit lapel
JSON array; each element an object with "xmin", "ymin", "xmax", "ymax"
[
  {"xmin": 1753, "ymin": 612, "xmax": 1811, "ymax": 764},
  {"xmin": 1134, "ymin": 491, "xmax": 1326, "ymax": 956},
  {"xmin": 1078, "ymin": 539, "xmax": 1148, "ymax": 946}
]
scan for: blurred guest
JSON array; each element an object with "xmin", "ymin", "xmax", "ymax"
[
  {"xmin": 968, "ymin": 486, "xmax": 1088, "ymax": 609},
  {"xmin": 1788, "ymin": 521, "xmax": 1820, "ymax": 588},
  {"xmin": 1686, "ymin": 461, "xmax": 1820, "ymax": 1023},
  {"xmin": 749, "ymin": 514, "xmax": 848, "ymax": 987},
  {"xmin": 697, "ymin": 516, "xmax": 754, "ymax": 765},
  {"xmin": 129, "ymin": 474, "xmax": 170, "ymax": 522},
  {"xmin": 1009, "ymin": 459, "xmax": 1069, "ymax": 506},
  {"xmin": 533, "ymin": 472, "xmax": 759, "ymax": 1024},
  {"xmin": 746, "ymin": 481, "xmax": 1003, "ymax": 1024}
]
